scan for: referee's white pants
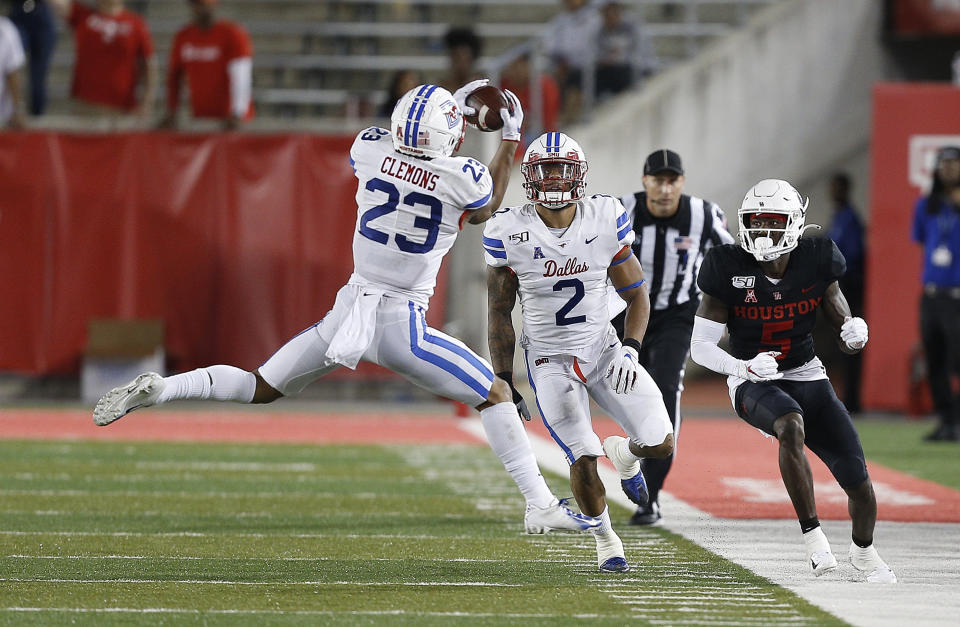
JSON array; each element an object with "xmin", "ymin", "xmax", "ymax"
[
  {"xmin": 523, "ymin": 340, "xmax": 671, "ymax": 464},
  {"xmin": 259, "ymin": 294, "xmax": 494, "ymax": 406}
]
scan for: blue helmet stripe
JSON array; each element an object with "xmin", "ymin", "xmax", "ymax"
[
  {"xmin": 404, "ymin": 85, "xmax": 430, "ymax": 147},
  {"xmin": 548, "ymin": 131, "xmax": 560, "ymax": 153},
  {"xmin": 410, "ymin": 84, "xmax": 439, "ymax": 150}
]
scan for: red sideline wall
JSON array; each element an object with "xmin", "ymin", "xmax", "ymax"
[
  {"xmin": 864, "ymin": 84, "xmax": 960, "ymax": 411},
  {"xmin": 0, "ymin": 132, "xmax": 446, "ymax": 376}
]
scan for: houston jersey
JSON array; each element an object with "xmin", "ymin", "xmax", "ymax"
[
  {"xmin": 349, "ymin": 127, "xmax": 493, "ymax": 304},
  {"xmin": 698, "ymin": 238, "xmax": 846, "ymax": 371},
  {"xmin": 483, "ymin": 195, "xmax": 635, "ymax": 358}
]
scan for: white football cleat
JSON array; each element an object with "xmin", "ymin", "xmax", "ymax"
[
  {"xmin": 93, "ymin": 372, "xmax": 165, "ymax": 426},
  {"xmin": 850, "ymin": 542, "xmax": 897, "ymax": 583},
  {"xmin": 595, "ymin": 530, "xmax": 629, "ymax": 572},
  {"xmin": 524, "ymin": 498, "xmax": 601, "ymax": 534},
  {"xmin": 810, "ymin": 550, "xmax": 839, "ymax": 576},
  {"xmin": 803, "ymin": 527, "xmax": 838, "ymax": 577}
]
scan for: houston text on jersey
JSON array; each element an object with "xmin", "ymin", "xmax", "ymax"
[{"xmin": 733, "ymin": 296, "xmax": 822, "ymax": 320}]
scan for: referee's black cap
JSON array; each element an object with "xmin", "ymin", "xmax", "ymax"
[{"xmin": 643, "ymin": 149, "xmax": 684, "ymax": 176}]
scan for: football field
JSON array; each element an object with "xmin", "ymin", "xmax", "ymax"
[{"xmin": 0, "ymin": 405, "xmax": 957, "ymax": 625}]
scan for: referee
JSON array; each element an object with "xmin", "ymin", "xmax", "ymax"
[{"xmin": 612, "ymin": 149, "xmax": 735, "ymax": 525}]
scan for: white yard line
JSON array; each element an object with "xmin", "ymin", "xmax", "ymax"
[
  {"xmin": 0, "ymin": 578, "xmax": 520, "ymax": 587},
  {"xmin": 4, "ymin": 607, "xmax": 606, "ymax": 618},
  {"xmin": 459, "ymin": 418, "xmax": 960, "ymax": 627}
]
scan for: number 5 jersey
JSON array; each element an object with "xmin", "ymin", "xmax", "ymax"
[{"xmin": 697, "ymin": 237, "xmax": 847, "ymax": 378}]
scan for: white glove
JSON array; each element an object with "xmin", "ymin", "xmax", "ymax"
[
  {"xmin": 840, "ymin": 316, "xmax": 868, "ymax": 351},
  {"xmin": 736, "ymin": 351, "xmax": 783, "ymax": 382},
  {"xmin": 606, "ymin": 346, "xmax": 640, "ymax": 394},
  {"xmin": 452, "ymin": 79, "xmax": 489, "ymax": 121},
  {"xmin": 500, "ymin": 88, "xmax": 524, "ymax": 142}
]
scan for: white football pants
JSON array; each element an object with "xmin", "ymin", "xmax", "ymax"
[
  {"xmin": 259, "ymin": 293, "xmax": 493, "ymax": 406},
  {"xmin": 523, "ymin": 338, "xmax": 671, "ymax": 464}
]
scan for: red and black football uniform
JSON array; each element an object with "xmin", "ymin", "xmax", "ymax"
[
  {"xmin": 697, "ymin": 237, "xmax": 845, "ymax": 370},
  {"xmin": 700, "ymin": 238, "xmax": 868, "ymax": 489}
]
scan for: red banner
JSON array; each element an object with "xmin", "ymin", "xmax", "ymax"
[
  {"xmin": 891, "ymin": 0, "xmax": 960, "ymax": 35},
  {"xmin": 864, "ymin": 84, "xmax": 960, "ymax": 411},
  {"xmin": 0, "ymin": 132, "xmax": 447, "ymax": 377}
]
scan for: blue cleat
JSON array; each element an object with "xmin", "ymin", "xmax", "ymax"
[
  {"xmin": 602, "ymin": 435, "xmax": 649, "ymax": 507},
  {"xmin": 620, "ymin": 470, "xmax": 649, "ymax": 508},
  {"xmin": 599, "ymin": 556, "xmax": 630, "ymax": 573}
]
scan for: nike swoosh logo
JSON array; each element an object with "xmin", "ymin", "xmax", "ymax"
[
  {"xmin": 585, "ymin": 236, "xmax": 598, "ymax": 244},
  {"xmin": 801, "ymin": 285, "xmax": 816, "ymax": 294}
]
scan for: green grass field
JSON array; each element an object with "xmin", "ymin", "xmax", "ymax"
[
  {"xmin": 855, "ymin": 418, "xmax": 960, "ymax": 490},
  {"xmin": 0, "ymin": 439, "xmax": 846, "ymax": 625}
]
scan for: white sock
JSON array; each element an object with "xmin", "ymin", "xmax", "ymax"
[
  {"xmin": 480, "ymin": 402, "xmax": 555, "ymax": 508},
  {"xmin": 156, "ymin": 366, "xmax": 256, "ymax": 404},
  {"xmin": 590, "ymin": 505, "xmax": 615, "ymax": 538},
  {"xmin": 803, "ymin": 526, "xmax": 831, "ymax": 553}
]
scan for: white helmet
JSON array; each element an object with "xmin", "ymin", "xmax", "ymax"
[
  {"xmin": 521, "ymin": 132, "xmax": 588, "ymax": 209},
  {"xmin": 391, "ymin": 84, "xmax": 465, "ymax": 159},
  {"xmin": 738, "ymin": 179, "xmax": 819, "ymax": 261}
]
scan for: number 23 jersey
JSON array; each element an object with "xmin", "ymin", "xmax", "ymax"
[
  {"xmin": 483, "ymin": 196, "xmax": 635, "ymax": 359},
  {"xmin": 349, "ymin": 127, "xmax": 493, "ymax": 304},
  {"xmin": 697, "ymin": 238, "xmax": 846, "ymax": 371}
]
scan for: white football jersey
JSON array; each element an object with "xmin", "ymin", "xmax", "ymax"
[
  {"xmin": 349, "ymin": 126, "xmax": 493, "ymax": 304},
  {"xmin": 483, "ymin": 195, "xmax": 636, "ymax": 359}
]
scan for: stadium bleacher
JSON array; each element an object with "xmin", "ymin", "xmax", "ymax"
[{"xmin": 41, "ymin": 0, "xmax": 782, "ymax": 123}]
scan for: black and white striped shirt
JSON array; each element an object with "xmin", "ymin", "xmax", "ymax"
[{"xmin": 620, "ymin": 191, "xmax": 735, "ymax": 312}]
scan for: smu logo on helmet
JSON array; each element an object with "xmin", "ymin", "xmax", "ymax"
[{"xmin": 443, "ymin": 101, "xmax": 461, "ymax": 129}]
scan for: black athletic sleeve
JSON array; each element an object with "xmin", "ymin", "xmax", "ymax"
[
  {"xmin": 821, "ymin": 238, "xmax": 847, "ymax": 283},
  {"xmin": 697, "ymin": 246, "xmax": 727, "ymax": 299}
]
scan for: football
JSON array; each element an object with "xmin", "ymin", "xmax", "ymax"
[{"xmin": 465, "ymin": 85, "xmax": 509, "ymax": 132}]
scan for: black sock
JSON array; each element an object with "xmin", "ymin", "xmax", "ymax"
[
  {"xmin": 852, "ymin": 535, "xmax": 872, "ymax": 548},
  {"xmin": 799, "ymin": 517, "xmax": 820, "ymax": 534}
]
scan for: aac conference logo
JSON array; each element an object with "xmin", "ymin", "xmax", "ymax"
[{"xmin": 909, "ymin": 134, "xmax": 960, "ymax": 192}]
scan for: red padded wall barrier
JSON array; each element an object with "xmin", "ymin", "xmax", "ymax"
[
  {"xmin": 863, "ymin": 84, "xmax": 960, "ymax": 411},
  {"xmin": 0, "ymin": 132, "xmax": 448, "ymax": 377}
]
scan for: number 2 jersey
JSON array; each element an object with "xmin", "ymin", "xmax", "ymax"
[
  {"xmin": 349, "ymin": 126, "xmax": 493, "ymax": 305},
  {"xmin": 697, "ymin": 237, "xmax": 846, "ymax": 372},
  {"xmin": 483, "ymin": 196, "xmax": 635, "ymax": 360}
]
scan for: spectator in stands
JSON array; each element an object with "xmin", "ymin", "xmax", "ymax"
[
  {"xmin": 912, "ymin": 146, "xmax": 960, "ymax": 442},
  {"xmin": 542, "ymin": 0, "xmax": 600, "ymax": 124},
  {"xmin": 439, "ymin": 26, "xmax": 483, "ymax": 95},
  {"xmin": 0, "ymin": 12, "xmax": 25, "ymax": 128},
  {"xmin": 161, "ymin": 0, "xmax": 253, "ymax": 130},
  {"xmin": 499, "ymin": 52, "xmax": 559, "ymax": 150},
  {"xmin": 377, "ymin": 68, "xmax": 420, "ymax": 119},
  {"xmin": 50, "ymin": 0, "xmax": 157, "ymax": 119},
  {"xmin": 8, "ymin": 0, "xmax": 57, "ymax": 115},
  {"xmin": 594, "ymin": 1, "xmax": 658, "ymax": 101},
  {"xmin": 827, "ymin": 172, "xmax": 865, "ymax": 414}
]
